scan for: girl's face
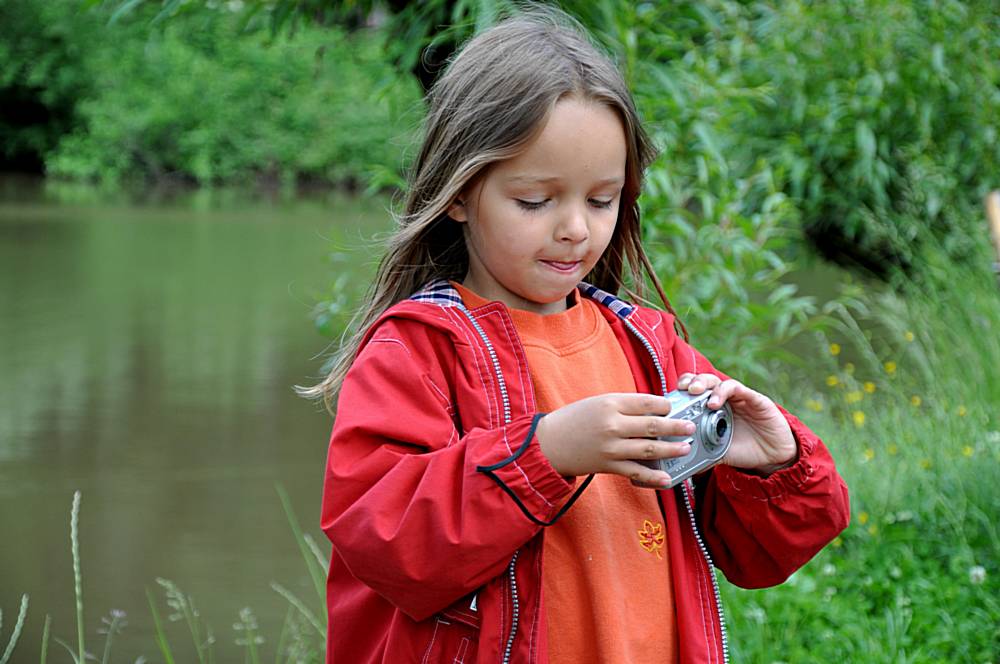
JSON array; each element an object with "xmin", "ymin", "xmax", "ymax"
[{"xmin": 448, "ymin": 96, "xmax": 627, "ymax": 315}]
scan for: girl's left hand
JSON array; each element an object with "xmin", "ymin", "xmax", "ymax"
[{"xmin": 677, "ymin": 373, "xmax": 798, "ymax": 476}]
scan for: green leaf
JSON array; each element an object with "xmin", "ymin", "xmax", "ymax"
[{"xmin": 107, "ymin": 0, "xmax": 147, "ymax": 25}]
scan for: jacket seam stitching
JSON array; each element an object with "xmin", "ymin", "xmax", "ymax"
[
  {"xmin": 501, "ymin": 426, "xmax": 553, "ymax": 508},
  {"xmin": 421, "ymin": 619, "xmax": 441, "ymax": 664},
  {"xmin": 368, "ymin": 336, "xmax": 413, "ymax": 357},
  {"xmin": 445, "ymin": 307, "xmax": 498, "ymax": 427},
  {"xmin": 483, "ymin": 308, "xmax": 537, "ymax": 418}
]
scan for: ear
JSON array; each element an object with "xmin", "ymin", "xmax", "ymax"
[{"xmin": 447, "ymin": 197, "xmax": 468, "ymax": 223}]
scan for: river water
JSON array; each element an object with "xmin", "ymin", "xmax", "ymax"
[{"xmin": 0, "ymin": 176, "xmax": 384, "ymax": 662}]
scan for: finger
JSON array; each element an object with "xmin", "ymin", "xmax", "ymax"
[
  {"xmin": 615, "ymin": 393, "xmax": 672, "ymax": 416},
  {"xmin": 615, "ymin": 438, "xmax": 692, "ymax": 461},
  {"xmin": 607, "ymin": 459, "xmax": 672, "ymax": 488},
  {"xmin": 677, "ymin": 373, "xmax": 696, "ymax": 390},
  {"xmin": 631, "ymin": 477, "xmax": 673, "ymax": 489},
  {"xmin": 685, "ymin": 373, "xmax": 722, "ymax": 395},
  {"xmin": 706, "ymin": 379, "xmax": 755, "ymax": 409},
  {"xmin": 619, "ymin": 414, "xmax": 696, "ymax": 440}
]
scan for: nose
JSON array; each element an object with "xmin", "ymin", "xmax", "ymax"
[{"xmin": 557, "ymin": 204, "xmax": 589, "ymax": 243}]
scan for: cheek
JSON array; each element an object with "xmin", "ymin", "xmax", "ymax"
[{"xmin": 593, "ymin": 213, "xmax": 619, "ymax": 252}]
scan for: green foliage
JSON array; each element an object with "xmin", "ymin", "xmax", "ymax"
[
  {"xmin": 722, "ymin": 248, "xmax": 1000, "ymax": 662},
  {"xmin": 737, "ymin": 0, "xmax": 1000, "ymax": 271},
  {"xmin": 45, "ymin": 6, "xmax": 420, "ymax": 186},
  {"xmin": 0, "ymin": 0, "xmax": 98, "ymax": 167}
]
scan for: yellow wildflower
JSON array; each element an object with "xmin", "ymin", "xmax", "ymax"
[
  {"xmin": 868, "ymin": 524, "xmax": 879, "ymax": 536},
  {"xmin": 845, "ymin": 362, "xmax": 855, "ymax": 375},
  {"xmin": 962, "ymin": 445, "xmax": 974, "ymax": 457},
  {"xmin": 846, "ymin": 391, "xmax": 863, "ymax": 404},
  {"xmin": 863, "ymin": 381, "xmax": 876, "ymax": 394},
  {"xmin": 806, "ymin": 399, "xmax": 824, "ymax": 412},
  {"xmin": 957, "ymin": 405, "xmax": 967, "ymax": 417},
  {"xmin": 919, "ymin": 458, "xmax": 932, "ymax": 470},
  {"xmin": 904, "ymin": 330, "xmax": 915, "ymax": 342},
  {"xmin": 829, "ymin": 343, "xmax": 841, "ymax": 356},
  {"xmin": 884, "ymin": 361, "xmax": 897, "ymax": 375},
  {"xmin": 853, "ymin": 411, "xmax": 866, "ymax": 428},
  {"xmin": 826, "ymin": 375, "xmax": 839, "ymax": 387},
  {"xmin": 863, "ymin": 447, "xmax": 875, "ymax": 460},
  {"xmin": 887, "ymin": 444, "xmax": 899, "ymax": 455},
  {"xmin": 858, "ymin": 511, "xmax": 869, "ymax": 525},
  {"xmin": 911, "ymin": 395, "xmax": 922, "ymax": 407}
]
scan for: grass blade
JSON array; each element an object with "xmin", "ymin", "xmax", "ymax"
[
  {"xmin": 52, "ymin": 637, "xmax": 81, "ymax": 664},
  {"xmin": 145, "ymin": 588, "xmax": 176, "ymax": 664},
  {"xmin": 99, "ymin": 610, "xmax": 126, "ymax": 664},
  {"xmin": 155, "ymin": 578, "xmax": 211, "ymax": 664},
  {"xmin": 302, "ymin": 534, "xmax": 328, "ymax": 578},
  {"xmin": 275, "ymin": 485, "xmax": 326, "ymax": 602},
  {"xmin": 40, "ymin": 614, "xmax": 51, "ymax": 664},
  {"xmin": 70, "ymin": 491, "xmax": 85, "ymax": 664},
  {"xmin": 269, "ymin": 583, "xmax": 324, "ymax": 638},
  {"xmin": 0, "ymin": 594, "xmax": 28, "ymax": 664},
  {"xmin": 272, "ymin": 607, "xmax": 293, "ymax": 664}
]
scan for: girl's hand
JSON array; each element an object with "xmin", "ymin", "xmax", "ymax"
[
  {"xmin": 535, "ymin": 393, "xmax": 696, "ymax": 487},
  {"xmin": 677, "ymin": 373, "xmax": 798, "ymax": 475}
]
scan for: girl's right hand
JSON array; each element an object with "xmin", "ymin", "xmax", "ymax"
[{"xmin": 535, "ymin": 393, "xmax": 695, "ymax": 487}]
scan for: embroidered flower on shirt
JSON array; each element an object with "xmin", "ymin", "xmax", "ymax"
[{"xmin": 638, "ymin": 519, "xmax": 665, "ymax": 559}]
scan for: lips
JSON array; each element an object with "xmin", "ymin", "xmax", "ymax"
[{"xmin": 541, "ymin": 259, "xmax": 582, "ymax": 273}]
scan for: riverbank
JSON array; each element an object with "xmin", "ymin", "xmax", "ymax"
[{"xmin": 1, "ymin": 179, "xmax": 997, "ymax": 662}]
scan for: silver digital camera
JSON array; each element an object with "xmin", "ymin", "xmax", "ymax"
[{"xmin": 643, "ymin": 389, "xmax": 734, "ymax": 488}]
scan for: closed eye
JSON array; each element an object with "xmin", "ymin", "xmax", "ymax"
[
  {"xmin": 515, "ymin": 199, "xmax": 548, "ymax": 212},
  {"xmin": 589, "ymin": 198, "xmax": 614, "ymax": 209}
]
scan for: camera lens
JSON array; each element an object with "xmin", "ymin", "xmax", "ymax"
[{"xmin": 715, "ymin": 418, "xmax": 728, "ymax": 439}]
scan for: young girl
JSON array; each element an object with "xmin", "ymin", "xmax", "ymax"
[{"xmin": 312, "ymin": 11, "xmax": 849, "ymax": 664}]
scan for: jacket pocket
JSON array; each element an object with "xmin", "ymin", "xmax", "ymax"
[{"xmin": 420, "ymin": 616, "xmax": 479, "ymax": 664}]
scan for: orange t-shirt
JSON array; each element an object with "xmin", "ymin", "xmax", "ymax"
[{"xmin": 453, "ymin": 283, "xmax": 678, "ymax": 664}]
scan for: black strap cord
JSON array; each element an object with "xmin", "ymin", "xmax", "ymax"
[{"xmin": 476, "ymin": 413, "xmax": 595, "ymax": 527}]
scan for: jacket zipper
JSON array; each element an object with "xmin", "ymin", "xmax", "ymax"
[
  {"xmin": 502, "ymin": 552, "xmax": 521, "ymax": 664},
  {"xmin": 461, "ymin": 305, "xmax": 728, "ymax": 664},
  {"xmin": 621, "ymin": 317, "xmax": 730, "ymax": 664},
  {"xmin": 458, "ymin": 308, "xmax": 520, "ymax": 664}
]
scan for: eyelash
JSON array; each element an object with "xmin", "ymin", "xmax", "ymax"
[{"xmin": 515, "ymin": 198, "xmax": 615, "ymax": 212}]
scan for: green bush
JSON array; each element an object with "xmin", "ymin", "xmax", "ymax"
[
  {"xmin": 737, "ymin": 0, "xmax": 1000, "ymax": 273},
  {"xmin": 569, "ymin": 0, "xmax": 1000, "ymax": 273},
  {"xmin": 41, "ymin": 4, "xmax": 421, "ymax": 186},
  {"xmin": 0, "ymin": 0, "xmax": 98, "ymax": 169},
  {"xmin": 721, "ymin": 244, "xmax": 1000, "ymax": 662}
]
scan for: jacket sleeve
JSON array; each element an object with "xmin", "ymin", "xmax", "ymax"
[
  {"xmin": 667, "ymin": 324, "xmax": 851, "ymax": 588},
  {"xmin": 321, "ymin": 317, "xmax": 576, "ymax": 621}
]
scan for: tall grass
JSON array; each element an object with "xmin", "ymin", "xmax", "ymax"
[
  {"xmin": 3, "ymin": 487, "xmax": 327, "ymax": 664},
  {"xmin": 721, "ymin": 247, "xmax": 1000, "ymax": 662}
]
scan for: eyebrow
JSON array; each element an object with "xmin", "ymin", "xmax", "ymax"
[{"xmin": 504, "ymin": 175, "xmax": 625, "ymax": 187}]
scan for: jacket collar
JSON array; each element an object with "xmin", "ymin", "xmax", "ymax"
[{"xmin": 409, "ymin": 279, "xmax": 636, "ymax": 320}]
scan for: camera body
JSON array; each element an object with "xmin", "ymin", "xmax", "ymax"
[{"xmin": 643, "ymin": 389, "xmax": 734, "ymax": 488}]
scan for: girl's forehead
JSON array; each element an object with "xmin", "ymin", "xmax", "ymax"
[{"xmin": 493, "ymin": 99, "xmax": 627, "ymax": 184}]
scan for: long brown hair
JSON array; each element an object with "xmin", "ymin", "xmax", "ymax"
[{"xmin": 302, "ymin": 7, "xmax": 685, "ymax": 411}]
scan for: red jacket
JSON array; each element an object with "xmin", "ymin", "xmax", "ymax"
[{"xmin": 321, "ymin": 281, "xmax": 850, "ymax": 664}]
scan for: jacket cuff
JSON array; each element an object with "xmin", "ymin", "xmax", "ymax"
[
  {"xmin": 475, "ymin": 414, "xmax": 576, "ymax": 523},
  {"xmin": 712, "ymin": 416, "xmax": 817, "ymax": 501}
]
